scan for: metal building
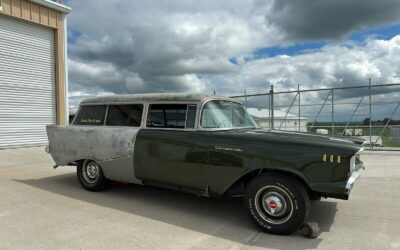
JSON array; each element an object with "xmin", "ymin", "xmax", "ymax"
[
  {"xmin": 0, "ymin": 0, "xmax": 70, "ymax": 148},
  {"xmin": 247, "ymin": 108, "xmax": 308, "ymax": 132}
]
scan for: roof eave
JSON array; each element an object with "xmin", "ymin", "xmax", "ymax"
[{"xmin": 30, "ymin": 0, "xmax": 71, "ymax": 14}]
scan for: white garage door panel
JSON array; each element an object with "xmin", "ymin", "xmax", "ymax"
[
  {"xmin": 0, "ymin": 15, "xmax": 56, "ymax": 148},
  {"xmin": 0, "ymin": 50, "xmax": 54, "ymax": 63}
]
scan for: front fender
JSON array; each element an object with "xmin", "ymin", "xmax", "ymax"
[{"xmin": 206, "ymin": 131, "xmax": 361, "ymax": 196}]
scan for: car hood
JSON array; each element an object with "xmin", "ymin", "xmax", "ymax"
[
  {"xmin": 218, "ymin": 128, "xmax": 365, "ymax": 151},
  {"xmin": 267, "ymin": 130, "xmax": 366, "ymax": 145}
]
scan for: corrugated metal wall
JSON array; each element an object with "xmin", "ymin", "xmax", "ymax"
[{"xmin": 0, "ymin": 15, "xmax": 56, "ymax": 148}]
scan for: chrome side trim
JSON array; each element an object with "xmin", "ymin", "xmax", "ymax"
[{"xmin": 199, "ymin": 126, "xmax": 257, "ymax": 132}]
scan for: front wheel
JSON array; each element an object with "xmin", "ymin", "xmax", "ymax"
[
  {"xmin": 77, "ymin": 159, "xmax": 109, "ymax": 191},
  {"xmin": 244, "ymin": 174, "xmax": 310, "ymax": 235}
]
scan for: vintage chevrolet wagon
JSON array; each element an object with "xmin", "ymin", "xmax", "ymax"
[{"xmin": 46, "ymin": 93, "xmax": 365, "ymax": 235}]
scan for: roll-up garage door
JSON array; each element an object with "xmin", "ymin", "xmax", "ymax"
[{"xmin": 0, "ymin": 15, "xmax": 56, "ymax": 149}]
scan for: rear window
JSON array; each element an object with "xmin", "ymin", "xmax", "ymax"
[
  {"xmin": 106, "ymin": 104, "xmax": 143, "ymax": 127},
  {"xmin": 147, "ymin": 104, "xmax": 196, "ymax": 129},
  {"xmin": 73, "ymin": 105, "xmax": 107, "ymax": 125}
]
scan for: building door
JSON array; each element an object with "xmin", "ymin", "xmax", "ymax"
[{"xmin": 0, "ymin": 15, "xmax": 56, "ymax": 148}]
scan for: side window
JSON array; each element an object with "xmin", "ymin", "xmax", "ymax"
[
  {"xmin": 147, "ymin": 104, "xmax": 196, "ymax": 129},
  {"xmin": 106, "ymin": 104, "xmax": 143, "ymax": 127},
  {"xmin": 186, "ymin": 105, "xmax": 196, "ymax": 128},
  {"xmin": 73, "ymin": 105, "xmax": 106, "ymax": 125}
]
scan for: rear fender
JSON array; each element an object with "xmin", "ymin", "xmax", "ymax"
[{"xmin": 46, "ymin": 124, "xmax": 139, "ymax": 167}]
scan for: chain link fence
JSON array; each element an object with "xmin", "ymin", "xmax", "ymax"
[
  {"xmin": 231, "ymin": 81, "xmax": 400, "ymax": 150},
  {"xmin": 390, "ymin": 127, "xmax": 400, "ymax": 145}
]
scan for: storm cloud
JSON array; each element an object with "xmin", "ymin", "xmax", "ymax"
[
  {"xmin": 66, "ymin": 0, "xmax": 400, "ymax": 112},
  {"xmin": 265, "ymin": 0, "xmax": 400, "ymax": 41}
]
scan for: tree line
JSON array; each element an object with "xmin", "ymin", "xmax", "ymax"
[{"xmin": 362, "ymin": 118, "xmax": 400, "ymax": 125}]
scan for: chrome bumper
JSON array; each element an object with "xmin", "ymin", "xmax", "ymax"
[{"xmin": 346, "ymin": 162, "xmax": 365, "ymax": 193}]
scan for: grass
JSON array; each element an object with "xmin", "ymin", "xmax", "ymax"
[
  {"xmin": 381, "ymin": 136, "xmax": 400, "ymax": 147},
  {"xmin": 307, "ymin": 125, "xmax": 400, "ymax": 148}
]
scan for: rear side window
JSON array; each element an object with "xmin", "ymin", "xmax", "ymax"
[
  {"xmin": 73, "ymin": 105, "xmax": 107, "ymax": 125},
  {"xmin": 106, "ymin": 104, "xmax": 143, "ymax": 127},
  {"xmin": 147, "ymin": 104, "xmax": 196, "ymax": 129}
]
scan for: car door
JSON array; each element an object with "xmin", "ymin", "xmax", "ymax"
[{"xmin": 134, "ymin": 104, "xmax": 209, "ymax": 191}]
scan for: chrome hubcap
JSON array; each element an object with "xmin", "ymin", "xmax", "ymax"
[
  {"xmin": 82, "ymin": 160, "xmax": 99, "ymax": 183},
  {"xmin": 262, "ymin": 191, "xmax": 287, "ymax": 217},
  {"xmin": 86, "ymin": 163, "xmax": 98, "ymax": 178},
  {"xmin": 254, "ymin": 185, "xmax": 294, "ymax": 225}
]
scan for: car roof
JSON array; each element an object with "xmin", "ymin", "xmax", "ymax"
[{"xmin": 80, "ymin": 93, "xmax": 240, "ymax": 105}]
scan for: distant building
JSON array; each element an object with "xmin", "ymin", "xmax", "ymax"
[
  {"xmin": 0, "ymin": 0, "xmax": 71, "ymax": 149},
  {"xmin": 316, "ymin": 129, "xmax": 329, "ymax": 135},
  {"xmin": 344, "ymin": 129, "xmax": 363, "ymax": 136},
  {"xmin": 247, "ymin": 108, "xmax": 308, "ymax": 132}
]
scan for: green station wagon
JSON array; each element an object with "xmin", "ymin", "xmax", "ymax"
[{"xmin": 46, "ymin": 93, "xmax": 365, "ymax": 235}]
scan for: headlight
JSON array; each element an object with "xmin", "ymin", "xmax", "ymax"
[
  {"xmin": 349, "ymin": 148, "xmax": 364, "ymax": 172},
  {"xmin": 350, "ymin": 155, "xmax": 356, "ymax": 171}
]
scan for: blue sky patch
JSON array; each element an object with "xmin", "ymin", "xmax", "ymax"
[
  {"xmin": 347, "ymin": 23, "xmax": 400, "ymax": 43},
  {"xmin": 229, "ymin": 57, "xmax": 238, "ymax": 65},
  {"xmin": 68, "ymin": 29, "xmax": 81, "ymax": 44},
  {"xmin": 249, "ymin": 23, "xmax": 400, "ymax": 60},
  {"xmin": 252, "ymin": 41, "xmax": 327, "ymax": 59}
]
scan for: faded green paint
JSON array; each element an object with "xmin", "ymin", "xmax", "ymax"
[
  {"xmin": 134, "ymin": 128, "xmax": 362, "ymax": 197},
  {"xmin": 135, "ymin": 129, "xmax": 209, "ymax": 191}
]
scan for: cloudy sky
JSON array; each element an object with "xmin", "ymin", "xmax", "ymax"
[{"xmin": 65, "ymin": 0, "xmax": 400, "ymax": 113}]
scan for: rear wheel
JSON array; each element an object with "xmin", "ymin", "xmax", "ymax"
[
  {"xmin": 77, "ymin": 159, "xmax": 109, "ymax": 191},
  {"xmin": 244, "ymin": 174, "xmax": 309, "ymax": 235}
]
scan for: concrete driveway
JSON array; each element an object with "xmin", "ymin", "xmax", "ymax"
[{"xmin": 0, "ymin": 147, "xmax": 399, "ymax": 249}]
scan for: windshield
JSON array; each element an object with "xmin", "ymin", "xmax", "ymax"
[{"xmin": 200, "ymin": 100, "xmax": 257, "ymax": 129}]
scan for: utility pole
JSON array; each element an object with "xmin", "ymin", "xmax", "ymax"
[
  {"xmin": 298, "ymin": 84, "xmax": 301, "ymax": 132},
  {"xmin": 331, "ymin": 89, "xmax": 334, "ymax": 135},
  {"xmin": 369, "ymin": 78, "xmax": 372, "ymax": 150},
  {"xmin": 244, "ymin": 89, "xmax": 247, "ymax": 108},
  {"xmin": 270, "ymin": 85, "xmax": 274, "ymax": 130}
]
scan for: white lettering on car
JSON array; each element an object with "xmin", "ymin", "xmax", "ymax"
[{"xmin": 214, "ymin": 146, "xmax": 243, "ymax": 152}]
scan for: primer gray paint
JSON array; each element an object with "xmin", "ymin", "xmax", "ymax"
[
  {"xmin": 101, "ymin": 156, "xmax": 140, "ymax": 184},
  {"xmin": 46, "ymin": 93, "xmax": 241, "ymax": 184},
  {"xmin": 46, "ymin": 125, "xmax": 141, "ymax": 183}
]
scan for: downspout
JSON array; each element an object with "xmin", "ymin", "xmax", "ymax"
[{"xmin": 64, "ymin": 15, "xmax": 69, "ymax": 125}]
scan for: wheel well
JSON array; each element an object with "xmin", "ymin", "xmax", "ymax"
[
  {"xmin": 75, "ymin": 159, "xmax": 85, "ymax": 166},
  {"xmin": 75, "ymin": 159, "xmax": 97, "ymax": 166},
  {"xmin": 225, "ymin": 168, "xmax": 311, "ymax": 197}
]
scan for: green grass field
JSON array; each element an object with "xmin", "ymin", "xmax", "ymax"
[{"xmin": 307, "ymin": 125, "xmax": 400, "ymax": 147}]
